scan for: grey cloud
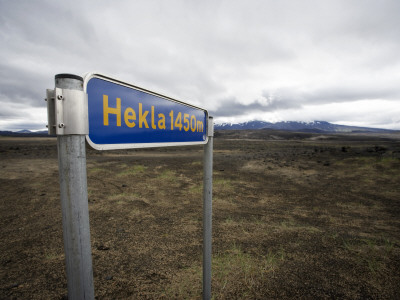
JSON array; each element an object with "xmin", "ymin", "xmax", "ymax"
[
  {"xmin": 0, "ymin": 1, "xmax": 96, "ymax": 50},
  {"xmin": 290, "ymin": 85, "xmax": 400, "ymax": 106},
  {"xmin": 0, "ymin": 64, "xmax": 50, "ymax": 106},
  {"xmin": 3, "ymin": 122, "xmax": 45, "ymax": 131},
  {"xmin": 308, "ymin": 87, "xmax": 400, "ymax": 104},
  {"xmin": 210, "ymin": 99, "xmax": 266, "ymax": 117},
  {"xmin": 0, "ymin": 102, "xmax": 20, "ymax": 118},
  {"xmin": 210, "ymin": 96, "xmax": 302, "ymax": 118},
  {"xmin": 212, "ymin": 81, "xmax": 400, "ymax": 119},
  {"xmin": 1, "ymin": 0, "xmax": 400, "ymax": 129}
]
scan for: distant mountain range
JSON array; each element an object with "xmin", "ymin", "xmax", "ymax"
[
  {"xmin": 0, "ymin": 121, "xmax": 397, "ymax": 137},
  {"xmin": 0, "ymin": 130, "xmax": 50, "ymax": 137},
  {"xmin": 214, "ymin": 121, "xmax": 396, "ymax": 133}
]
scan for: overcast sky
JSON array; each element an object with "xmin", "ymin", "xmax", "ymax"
[{"xmin": 1, "ymin": 0, "xmax": 400, "ymax": 131}]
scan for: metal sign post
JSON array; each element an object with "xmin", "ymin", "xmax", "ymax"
[
  {"xmin": 203, "ymin": 116, "xmax": 214, "ymax": 300},
  {"xmin": 47, "ymin": 73, "xmax": 213, "ymax": 299},
  {"xmin": 47, "ymin": 74, "xmax": 94, "ymax": 299}
]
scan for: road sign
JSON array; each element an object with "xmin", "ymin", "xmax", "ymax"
[
  {"xmin": 48, "ymin": 73, "xmax": 213, "ymax": 299},
  {"xmin": 83, "ymin": 73, "xmax": 208, "ymax": 150}
]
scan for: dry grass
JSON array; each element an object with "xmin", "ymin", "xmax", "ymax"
[{"xmin": 1, "ymin": 135, "xmax": 399, "ymax": 299}]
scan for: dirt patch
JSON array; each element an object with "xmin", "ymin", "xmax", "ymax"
[{"xmin": 1, "ymin": 133, "xmax": 400, "ymax": 299}]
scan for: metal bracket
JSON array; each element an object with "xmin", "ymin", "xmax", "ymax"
[
  {"xmin": 45, "ymin": 88, "xmax": 88, "ymax": 135},
  {"xmin": 207, "ymin": 116, "xmax": 214, "ymax": 137},
  {"xmin": 46, "ymin": 89, "xmax": 56, "ymax": 135}
]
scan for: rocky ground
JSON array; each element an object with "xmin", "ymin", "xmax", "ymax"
[{"xmin": 1, "ymin": 130, "xmax": 399, "ymax": 299}]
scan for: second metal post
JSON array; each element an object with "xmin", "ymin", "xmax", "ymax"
[{"xmin": 203, "ymin": 116, "xmax": 214, "ymax": 300}]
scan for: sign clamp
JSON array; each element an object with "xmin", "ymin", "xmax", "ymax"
[{"xmin": 46, "ymin": 87, "xmax": 88, "ymax": 135}]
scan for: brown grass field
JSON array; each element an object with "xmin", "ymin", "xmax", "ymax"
[{"xmin": 1, "ymin": 130, "xmax": 400, "ymax": 299}]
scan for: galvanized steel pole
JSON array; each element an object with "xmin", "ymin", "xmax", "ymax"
[
  {"xmin": 203, "ymin": 116, "xmax": 214, "ymax": 300},
  {"xmin": 56, "ymin": 74, "xmax": 94, "ymax": 300}
]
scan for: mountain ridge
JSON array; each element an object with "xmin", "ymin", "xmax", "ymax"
[
  {"xmin": 1, "ymin": 121, "xmax": 397, "ymax": 137},
  {"xmin": 0, "ymin": 130, "xmax": 51, "ymax": 137},
  {"xmin": 214, "ymin": 120, "xmax": 396, "ymax": 133}
]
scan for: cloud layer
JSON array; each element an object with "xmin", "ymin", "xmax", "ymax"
[{"xmin": 1, "ymin": 0, "xmax": 399, "ymax": 130}]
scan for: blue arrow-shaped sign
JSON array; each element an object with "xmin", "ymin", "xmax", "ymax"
[{"xmin": 84, "ymin": 73, "xmax": 208, "ymax": 150}]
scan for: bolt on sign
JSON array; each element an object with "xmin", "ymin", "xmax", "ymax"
[{"xmin": 84, "ymin": 73, "xmax": 209, "ymax": 150}]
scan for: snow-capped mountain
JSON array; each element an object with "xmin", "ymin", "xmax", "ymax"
[{"xmin": 214, "ymin": 121, "xmax": 395, "ymax": 133}]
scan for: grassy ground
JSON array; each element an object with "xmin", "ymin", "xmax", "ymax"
[{"xmin": 0, "ymin": 132, "xmax": 399, "ymax": 299}]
